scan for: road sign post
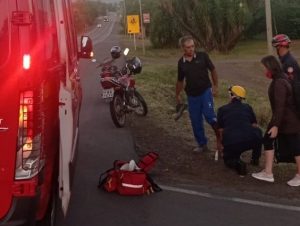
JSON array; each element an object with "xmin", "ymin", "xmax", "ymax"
[
  {"xmin": 127, "ymin": 15, "xmax": 140, "ymax": 51},
  {"xmin": 143, "ymin": 13, "xmax": 150, "ymax": 24},
  {"xmin": 138, "ymin": 0, "xmax": 145, "ymax": 55}
]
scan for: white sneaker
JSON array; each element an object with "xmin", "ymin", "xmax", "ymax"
[
  {"xmin": 252, "ymin": 170, "xmax": 274, "ymax": 183},
  {"xmin": 287, "ymin": 174, "xmax": 300, "ymax": 187}
]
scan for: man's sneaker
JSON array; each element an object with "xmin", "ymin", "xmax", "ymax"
[
  {"xmin": 252, "ymin": 170, "xmax": 274, "ymax": 182},
  {"xmin": 174, "ymin": 104, "xmax": 188, "ymax": 121},
  {"xmin": 193, "ymin": 145, "xmax": 209, "ymax": 153},
  {"xmin": 287, "ymin": 174, "xmax": 300, "ymax": 187}
]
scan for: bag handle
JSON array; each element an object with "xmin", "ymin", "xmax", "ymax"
[
  {"xmin": 98, "ymin": 160, "xmax": 127, "ymax": 188},
  {"xmin": 98, "ymin": 168, "xmax": 115, "ymax": 188}
]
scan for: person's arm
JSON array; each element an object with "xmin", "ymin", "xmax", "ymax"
[
  {"xmin": 269, "ymin": 80, "xmax": 288, "ymax": 138},
  {"xmin": 248, "ymin": 105, "xmax": 259, "ymax": 127},
  {"xmin": 271, "ymin": 80, "xmax": 287, "ymax": 127},
  {"xmin": 218, "ymin": 128, "xmax": 224, "ymax": 150},
  {"xmin": 176, "ymin": 81, "xmax": 184, "ymax": 104},
  {"xmin": 216, "ymin": 108, "xmax": 224, "ymax": 152},
  {"xmin": 211, "ymin": 69, "xmax": 218, "ymax": 96},
  {"xmin": 205, "ymin": 53, "xmax": 218, "ymax": 96},
  {"xmin": 176, "ymin": 61, "xmax": 185, "ymax": 104}
]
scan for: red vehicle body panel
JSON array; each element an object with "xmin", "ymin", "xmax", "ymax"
[
  {"xmin": 1, "ymin": 0, "xmax": 61, "ymax": 223},
  {"xmin": 0, "ymin": 0, "xmax": 20, "ymax": 219},
  {"xmin": 0, "ymin": 0, "xmax": 91, "ymax": 224}
]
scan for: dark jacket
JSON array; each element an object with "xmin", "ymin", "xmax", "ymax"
[
  {"xmin": 217, "ymin": 99, "xmax": 261, "ymax": 146},
  {"xmin": 268, "ymin": 77, "xmax": 300, "ymax": 133},
  {"xmin": 279, "ymin": 52, "xmax": 300, "ymax": 80}
]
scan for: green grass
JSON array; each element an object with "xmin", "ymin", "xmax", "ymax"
[
  {"xmin": 210, "ymin": 40, "xmax": 268, "ymax": 60},
  {"xmin": 122, "ymin": 36, "xmax": 271, "ymax": 61},
  {"xmin": 136, "ymin": 64, "xmax": 271, "ymax": 132},
  {"xmin": 121, "ymin": 34, "xmax": 300, "ymax": 62}
]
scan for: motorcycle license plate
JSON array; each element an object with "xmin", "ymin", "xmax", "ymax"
[{"xmin": 102, "ymin": 88, "xmax": 114, "ymax": 99}]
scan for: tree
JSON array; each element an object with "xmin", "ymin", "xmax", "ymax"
[
  {"xmin": 244, "ymin": 0, "xmax": 300, "ymax": 39},
  {"xmin": 149, "ymin": 6, "xmax": 183, "ymax": 48},
  {"xmin": 72, "ymin": 1, "xmax": 107, "ymax": 33},
  {"xmin": 161, "ymin": 0, "xmax": 251, "ymax": 53}
]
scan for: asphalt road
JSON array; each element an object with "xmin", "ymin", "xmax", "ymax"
[{"xmin": 57, "ymin": 13, "xmax": 300, "ymax": 226}]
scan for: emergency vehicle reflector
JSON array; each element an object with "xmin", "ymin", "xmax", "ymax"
[
  {"xmin": 23, "ymin": 54, "xmax": 31, "ymax": 70},
  {"xmin": 15, "ymin": 91, "xmax": 42, "ymax": 180}
]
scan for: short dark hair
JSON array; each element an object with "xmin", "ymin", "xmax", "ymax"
[
  {"xmin": 179, "ymin": 35, "xmax": 194, "ymax": 48},
  {"xmin": 261, "ymin": 55, "xmax": 284, "ymax": 79}
]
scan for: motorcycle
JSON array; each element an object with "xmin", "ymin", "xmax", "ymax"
[{"xmin": 97, "ymin": 47, "xmax": 148, "ymax": 128}]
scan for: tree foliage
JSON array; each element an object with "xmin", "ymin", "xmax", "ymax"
[
  {"xmin": 160, "ymin": 0, "xmax": 250, "ymax": 53},
  {"xmin": 244, "ymin": 0, "xmax": 300, "ymax": 39},
  {"xmin": 149, "ymin": 6, "xmax": 183, "ymax": 48},
  {"xmin": 272, "ymin": 0, "xmax": 300, "ymax": 39},
  {"xmin": 121, "ymin": 0, "xmax": 300, "ymax": 52},
  {"xmin": 72, "ymin": 0, "xmax": 107, "ymax": 33}
]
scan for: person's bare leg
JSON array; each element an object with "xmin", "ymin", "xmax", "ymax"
[
  {"xmin": 264, "ymin": 150, "xmax": 274, "ymax": 174},
  {"xmin": 295, "ymin": 156, "xmax": 300, "ymax": 175}
]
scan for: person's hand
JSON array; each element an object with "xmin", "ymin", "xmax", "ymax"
[
  {"xmin": 268, "ymin": 126, "xmax": 278, "ymax": 138},
  {"xmin": 212, "ymin": 85, "xmax": 218, "ymax": 97},
  {"xmin": 176, "ymin": 95, "xmax": 182, "ymax": 105},
  {"xmin": 218, "ymin": 148, "xmax": 224, "ymax": 158},
  {"xmin": 216, "ymin": 138, "xmax": 223, "ymax": 152},
  {"xmin": 217, "ymin": 143, "xmax": 223, "ymax": 152}
]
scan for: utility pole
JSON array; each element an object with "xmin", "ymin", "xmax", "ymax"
[
  {"xmin": 138, "ymin": 0, "xmax": 145, "ymax": 55},
  {"xmin": 265, "ymin": 0, "xmax": 273, "ymax": 55},
  {"xmin": 123, "ymin": 0, "xmax": 127, "ymax": 35}
]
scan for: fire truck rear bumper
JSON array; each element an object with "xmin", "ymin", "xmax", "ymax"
[{"xmin": 0, "ymin": 197, "xmax": 37, "ymax": 226}]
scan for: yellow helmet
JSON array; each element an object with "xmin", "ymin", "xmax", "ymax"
[{"xmin": 229, "ymin": 85, "xmax": 246, "ymax": 99}]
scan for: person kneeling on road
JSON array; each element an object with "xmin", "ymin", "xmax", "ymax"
[{"xmin": 217, "ymin": 85, "xmax": 263, "ymax": 176}]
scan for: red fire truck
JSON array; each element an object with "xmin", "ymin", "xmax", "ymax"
[{"xmin": 0, "ymin": 0, "xmax": 93, "ymax": 225}]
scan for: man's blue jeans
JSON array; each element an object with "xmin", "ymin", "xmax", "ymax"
[{"xmin": 187, "ymin": 88, "xmax": 217, "ymax": 146}]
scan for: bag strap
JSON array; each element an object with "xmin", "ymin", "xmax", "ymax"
[
  {"xmin": 98, "ymin": 168, "xmax": 115, "ymax": 188},
  {"xmin": 146, "ymin": 174, "xmax": 162, "ymax": 193},
  {"xmin": 139, "ymin": 152, "xmax": 159, "ymax": 164}
]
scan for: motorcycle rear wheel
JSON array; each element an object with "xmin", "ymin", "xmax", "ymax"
[{"xmin": 110, "ymin": 93, "xmax": 126, "ymax": 128}]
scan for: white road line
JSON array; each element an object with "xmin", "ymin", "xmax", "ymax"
[{"xmin": 161, "ymin": 185, "xmax": 300, "ymax": 212}]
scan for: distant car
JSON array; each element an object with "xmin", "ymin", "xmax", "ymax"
[
  {"xmin": 104, "ymin": 16, "xmax": 109, "ymax": 22},
  {"xmin": 97, "ymin": 24, "xmax": 102, "ymax": 28}
]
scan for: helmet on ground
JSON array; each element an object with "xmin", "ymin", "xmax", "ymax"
[
  {"xmin": 272, "ymin": 34, "xmax": 291, "ymax": 47},
  {"xmin": 127, "ymin": 57, "xmax": 142, "ymax": 74},
  {"xmin": 229, "ymin": 85, "xmax": 246, "ymax": 99},
  {"xmin": 110, "ymin": 46, "xmax": 122, "ymax": 59}
]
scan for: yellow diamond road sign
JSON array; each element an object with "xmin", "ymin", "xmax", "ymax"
[{"xmin": 127, "ymin": 15, "xmax": 140, "ymax": 34}]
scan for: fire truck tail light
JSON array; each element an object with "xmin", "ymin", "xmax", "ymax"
[
  {"xmin": 23, "ymin": 54, "xmax": 31, "ymax": 70},
  {"xmin": 15, "ymin": 91, "xmax": 43, "ymax": 180}
]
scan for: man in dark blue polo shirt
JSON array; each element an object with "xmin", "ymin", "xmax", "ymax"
[
  {"xmin": 217, "ymin": 86, "xmax": 262, "ymax": 175},
  {"xmin": 272, "ymin": 34, "xmax": 300, "ymax": 80},
  {"xmin": 272, "ymin": 34, "xmax": 300, "ymax": 114},
  {"xmin": 176, "ymin": 35, "xmax": 221, "ymax": 152}
]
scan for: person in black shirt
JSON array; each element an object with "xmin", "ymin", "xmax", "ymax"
[
  {"xmin": 272, "ymin": 34, "xmax": 300, "ymax": 80},
  {"xmin": 176, "ymin": 36, "xmax": 221, "ymax": 152},
  {"xmin": 217, "ymin": 86, "xmax": 262, "ymax": 176}
]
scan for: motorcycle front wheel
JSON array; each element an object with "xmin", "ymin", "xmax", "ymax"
[
  {"xmin": 110, "ymin": 93, "xmax": 126, "ymax": 128},
  {"xmin": 134, "ymin": 91, "xmax": 148, "ymax": 116}
]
